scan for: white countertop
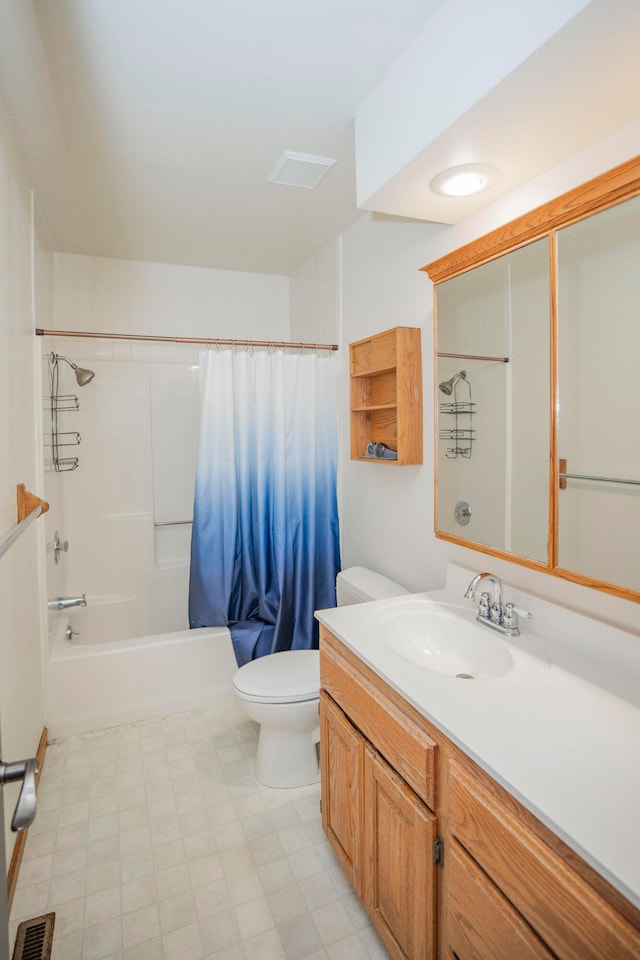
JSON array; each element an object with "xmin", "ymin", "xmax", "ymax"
[{"xmin": 315, "ymin": 563, "xmax": 640, "ymax": 910}]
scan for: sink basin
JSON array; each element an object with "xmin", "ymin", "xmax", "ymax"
[{"xmin": 381, "ymin": 602, "xmax": 513, "ymax": 680}]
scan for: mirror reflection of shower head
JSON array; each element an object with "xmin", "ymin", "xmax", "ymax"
[
  {"xmin": 49, "ymin": 352, "xmax": 95, "ymax": 386},
  {"xmin": 438, "ymin": 370, "xmax": 467, "ymax": 395}
]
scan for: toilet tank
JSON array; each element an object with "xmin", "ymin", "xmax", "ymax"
[{"xmin": 336, "ymin": 566, "xmax": 410, "ymax": 606}]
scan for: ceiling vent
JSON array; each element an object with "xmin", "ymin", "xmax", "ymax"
[{"xmin": 268, "ymin": 151, "xmax": 337, "ymax": 189}]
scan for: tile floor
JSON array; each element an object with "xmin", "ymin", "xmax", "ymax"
[{"xmin": 10, "ymin": 703, "xmax": 391, "ymax": 960}]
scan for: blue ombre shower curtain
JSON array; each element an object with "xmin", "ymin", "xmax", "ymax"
[{"xmin": 188, "ymin": 348, "xmax": 340, "ymax": 666}]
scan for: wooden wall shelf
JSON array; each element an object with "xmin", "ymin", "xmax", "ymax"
[{"xmin": 349, "ymin": 326, "xmax": 422, "ymax": 465}]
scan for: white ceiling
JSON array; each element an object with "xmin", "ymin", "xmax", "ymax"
[
  {"xmin": 0, "ymin": 0, "xmax": 447, "ymax": 275},
  {"xmin": 1, "ymin": 0, "xmax": 639, "ymax": 277}
]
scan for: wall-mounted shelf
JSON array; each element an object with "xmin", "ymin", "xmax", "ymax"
[{"xmin": 349, "ymin": 326, "xmax": 422, "ymax": 465}]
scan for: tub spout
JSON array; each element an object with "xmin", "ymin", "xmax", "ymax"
[{"xmin": 48, "ymin": 595, "xmax": 87, "ymax": 611}]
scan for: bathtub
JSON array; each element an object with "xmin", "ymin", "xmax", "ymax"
[
  {"xmin": 59, "ymin": 592, "xmax": 184, "ymax": 646},
  {"xmin": 47, "ymin": 616, "xmax": 239, "ymax": 739}
]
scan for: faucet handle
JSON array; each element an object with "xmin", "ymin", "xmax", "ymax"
[
  {"xmin": 478, "ymin": 591, "xmax": 491, "ymax": 619},
  {"xmin": 490, "ymin": 601, "xmax": 502, "ymax": 624},
  {"xmin": 503, "ymin": 603, "xmax": 532, "ymax": 636},
  {"xmin": 51, "ymin": 530, "xmax": 69, "ymax": 565},
  {"xmin": 502, "ymin": 603, "xmax": 518, "ymax": 629}
]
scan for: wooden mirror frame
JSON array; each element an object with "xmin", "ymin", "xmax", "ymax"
[{"xmin": 422, "ymin": 153, "xmax": 640, "ymax": 604}]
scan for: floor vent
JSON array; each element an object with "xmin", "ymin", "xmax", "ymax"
[{"xmin": 12, "ymin": 913, "xmax": 55, "ymax": 960}]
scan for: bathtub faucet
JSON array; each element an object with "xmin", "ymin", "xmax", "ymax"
[{"xmin": 47, "ymin": 594, "xmax": 87, "ymax": 611}]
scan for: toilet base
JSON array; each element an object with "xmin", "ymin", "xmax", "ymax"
[
  {"xmin": 235, "ymin": 695, "xmax": 321, "ymax": 789},
  {"xmin": 254, "ymin": 723, "xmax": 320, "ymax": 789}
]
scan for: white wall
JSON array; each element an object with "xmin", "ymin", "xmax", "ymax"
[
  {"xmin": 0, "ymin": 99, "xmax": 46, "ymax": 884},
  {"xmin": 292, "ymin": 217, "xmax": 450, "ymax": 593},
  {"xmin": 292, "ymin": 119, "xmax": 640, "ymax": 633},
  {"xmin": 49, "ymin": 253, "xmax": 289, "ymax": 341},
  {"xmin": 289, "ymin": 239, "xmax": 340, "ymax": 346},
  {"xmin": 44, "ymin": 254, "xmax": 290, "ymax": 647}
]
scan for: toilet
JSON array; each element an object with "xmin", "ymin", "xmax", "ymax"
[{"xmin": 232, "ymin": 566, "xmax": 409, "ymax": 788}]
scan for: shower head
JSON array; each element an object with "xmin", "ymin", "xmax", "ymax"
[
  {"xmin": 74, "ymin": 365, "xmax": 95, "ymax": 386},
  {"xmin": 438, "ymin": 370, "xmax": 467, "ymax": 395},
  {"xmin": 49, "ymin": 353, "xmax": 95, "ymax": 386}
]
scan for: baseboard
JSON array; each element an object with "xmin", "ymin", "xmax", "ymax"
[{"xmin": 6, "ymin": 728, "xmax": 48, "ymax": 913}]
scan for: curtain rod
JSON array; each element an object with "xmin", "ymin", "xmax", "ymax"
[
  {"xmin": 35, "ymin": 328, "xmax": 338, "ymax": 351},
  {"xmin": 437, "ymin": 352, "xmax": 509, "ymax": 362}
]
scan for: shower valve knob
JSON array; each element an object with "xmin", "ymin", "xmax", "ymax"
[{"xmin": 51, "ymin": 531, "xmax": 69, "ymax": 564}]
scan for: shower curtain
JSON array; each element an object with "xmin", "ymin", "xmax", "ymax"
[{"xmin": 188, "ymin": 348, "xmax": 340, "ymax": 665}]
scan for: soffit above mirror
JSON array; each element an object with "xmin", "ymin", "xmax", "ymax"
[
  {"xmin": 422, "ymin": 154, "xmax": 640, "ymax": 285},
  {"xmin": 356, "ymin": 1, "xmax": 640, "ymax": 226}
]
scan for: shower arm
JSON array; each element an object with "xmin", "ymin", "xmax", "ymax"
[{"xmin": 48, "ymin": 353, "xmax": 95, "ymax": 387}]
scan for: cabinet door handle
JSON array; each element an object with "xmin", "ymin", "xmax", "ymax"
[{"xmin": 433, "ymin": 837, "xmax": 444, "ymax": 866}]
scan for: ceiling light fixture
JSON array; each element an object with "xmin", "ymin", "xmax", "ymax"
[{"xmin": 430, "ymin": 163, "xmax": 498, "ymax": 198}]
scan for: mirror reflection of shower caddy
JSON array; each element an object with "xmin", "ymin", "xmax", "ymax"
[
  {"xmin": 45, "ymin": 353, "xmax": 96, "ymax": 472},
  {"xmin": 438, "ymin": 370, "xmax": 475, "ymax": 459}
]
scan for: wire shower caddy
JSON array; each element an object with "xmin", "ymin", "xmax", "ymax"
[
  {"xmin": 45, "ymin": 354, "xmax": 81, "ymax": 472},
  {"xmin": 439, "ymin": 370, "xmax": 475, "ymax": 459}
]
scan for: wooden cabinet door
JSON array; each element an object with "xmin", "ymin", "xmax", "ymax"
[
  {"xmin": 448, "ymin": 758, "xmax": 640, "ymax": 960},
  {"xmin": 363, "ymin": 744, "xmax": 437, "ymax": 960},
  {"xmin": 319, "ymin": 691, "xmax": 364, "ymax": 894},
  {"xmin": 445, "ymin": 840, "xmax": 555, "ymax": 960}
]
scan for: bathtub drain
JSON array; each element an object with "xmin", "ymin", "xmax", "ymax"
[{"xmin": 455, "ymin": 673, "xmax": 475, "ymax": 680}]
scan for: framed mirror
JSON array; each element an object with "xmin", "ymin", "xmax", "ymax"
[
  {"xmin": 423, "ymin": 154, "xmax": 640, "ymax": 603},
  {"xmin": 435, "ymin": 238, "xmax": 550, "ymax": 565},
  {"xmin": 556, "ymin": 193, "xmax": 640, "ymax": 594}
]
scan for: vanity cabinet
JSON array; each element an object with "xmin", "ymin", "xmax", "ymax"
[
  {"xmin": 319, "ymin": 691, "xmax": 363, "ymax": 892},
  {"xmin": 363, "ymin": 743, "xmax": 436, "ymax": 960},
  {"xmin": 349, "ymin": 326, "xmax": 422, "ymax": 464},
  {"xmin": 443, "ymin": 757, "xmax": 640, "ymax": 960},
  {"xmin": 444, "ymin": 841, "xmax": 554, "ymax": 960},
  {"xmin": 319, "ymin": 626, "xmax": 640, "ymax": 960},
  {"xmin": 320, "ymin": 631, "xmax": 438, "ymax": 960}
]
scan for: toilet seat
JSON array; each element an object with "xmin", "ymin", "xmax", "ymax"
[{"xmin": 233, "ymin": 649, "xmax": 319, "ymax": 704}]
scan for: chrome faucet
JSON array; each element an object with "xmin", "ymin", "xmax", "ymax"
[
  {"xmin": 47, "ymin": 594, "xmax": 87, "ymax": 611},
  {"xmin": 464, "ymin": 573, "xmax": 530, "ymax": 638}
]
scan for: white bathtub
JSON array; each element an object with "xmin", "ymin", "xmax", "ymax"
[{"xmin": 47, "ymin": 617, "xmax": 239, "ymax": 739}]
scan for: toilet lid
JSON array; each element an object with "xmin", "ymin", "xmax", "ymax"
[{"xmin": 233, "ymin": 649, "xmax": 320, "ymax": 704}]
